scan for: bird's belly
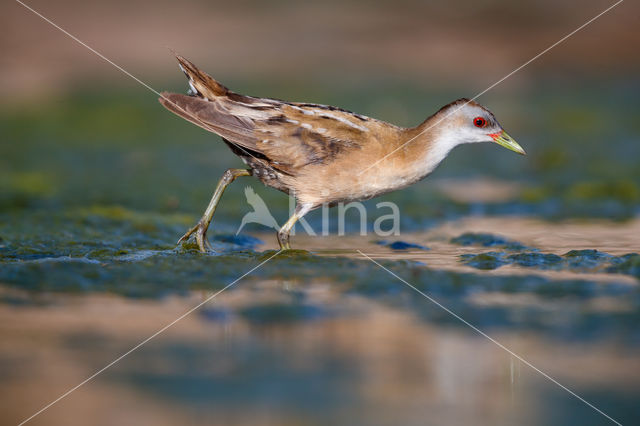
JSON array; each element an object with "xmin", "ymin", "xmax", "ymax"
[{"xmin": 292, "ymin": 165, "xmax": 427, "ymax": 206}]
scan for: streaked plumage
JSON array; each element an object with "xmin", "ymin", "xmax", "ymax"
[{"xmin": 160, "ymin": 55, "xmax": 525, "ymax": 251}]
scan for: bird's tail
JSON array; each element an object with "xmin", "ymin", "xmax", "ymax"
[{"xmin": 174, "ymin": 55, "xmax": 230, "ymax": 100}]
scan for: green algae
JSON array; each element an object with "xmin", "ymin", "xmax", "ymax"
[
  {"xmin": 461, "ymin": 247, "xmax": 640, "ymax": 280},
  {"xmin": 0, "ymin": 83, "xmax": 638, "ymax": 344},
  {"xmin": 2, "ymin": 85, "xmax": 640, "ymax": 226},
  {"xmin": 508, "ymin": 252, "xmax": 564, "ymax": 268},
  {"xmin": 607, "ymin": 254, "xmax": 640, "ymax": 278},
  {"xmin": 459, "ymin": 252, "xmax": 508, "ymax": 270},
  {"xmin": 1, "ymin": 206, "xmax": 639, "ymax": 352},
  {"xmin": 566, "ymin": 180, "xmax": 640, "ymax": 204},
  {"xmin": 1, "ymin": 45, "xmax": 640, "ymax": 426},
  {"xmin": 450, "ymin": 233, "xmax": 530, "ymax": 251}
]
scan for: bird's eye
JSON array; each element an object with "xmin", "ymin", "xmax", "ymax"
[{"xmin": 473, "ymin": 117, "xmax": 487, "ymax": 128}]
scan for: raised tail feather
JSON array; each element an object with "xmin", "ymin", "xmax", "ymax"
[
  {"xmin": 158, "ymin": 54, "xmax": 256, "ymax": 137},
  {"xmin": 175, "ymin": 55, "xmax": 230, "ymax": 99}
]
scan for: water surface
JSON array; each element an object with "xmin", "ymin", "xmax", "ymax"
[{"xmin": 1, "ymin": 85, "xmax": 639, "ymax": 425}]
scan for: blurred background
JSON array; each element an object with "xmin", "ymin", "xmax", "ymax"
[
  {"xmin": 2, "ymin": 0, "xmax": 639, "ymax": 224},
  {"xmin": 1, "ymin": 0, "xmax": 639, "ymax": 425}
]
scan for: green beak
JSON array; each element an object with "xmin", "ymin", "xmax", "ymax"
[{"xmin": 489, "ymin": 130, "xmax": 526, "ymax": 155}]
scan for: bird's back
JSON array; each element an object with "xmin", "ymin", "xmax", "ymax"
[{"xmin": 160, "ymin": 56, "xmax": 422, "ymax": 206}]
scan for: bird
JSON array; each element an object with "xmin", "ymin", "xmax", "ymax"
[
  {"xmin": 159, "ymin": 55, "xmax": 525, "ymax": 252},
  {"xmin": 236, "ymin": 186, "xmax": 280, "ymax": 235}
]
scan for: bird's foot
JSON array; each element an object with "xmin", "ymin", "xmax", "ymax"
[
  {"xmin": 177, "ymin": 221, "xmax": 212, "ymax": 253},
  {"xmin": 279, "ymin": 242, "xmax": 291, "ymax": 251},
  {"xmin": 277, "ymin": 232, "xmax": 291, "ymax": 251}
]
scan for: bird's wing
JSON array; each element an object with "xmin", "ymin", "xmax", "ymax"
[{"xmin": 159, "ymin": 56, "xmax": 378, "ymax": 174}]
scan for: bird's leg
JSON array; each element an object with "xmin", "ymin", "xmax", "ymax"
[
  {"xmin": 178, "ymin": 168, "xmax": 251, "ymax": 252},
  {"xmin": 277, "ymin": 203, "xmax": 313, "ymax": 250}
]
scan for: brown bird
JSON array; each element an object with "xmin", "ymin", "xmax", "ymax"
[{"xmin": 160, "ymin": 55, "xmax": 525, "ymax": 251}]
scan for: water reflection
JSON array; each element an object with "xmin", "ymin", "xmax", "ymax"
[
  {"xmin": 1, "ymin": 281, "xmax": 638, "ymax": 426},
  {"xmin": 1, "ymin": 217, "xmax": 639, "ymax": 424}
]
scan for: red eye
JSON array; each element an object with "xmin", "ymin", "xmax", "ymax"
[{"xmin": 473, "ymin": 117, "xmax": 487, "ymax": 128}]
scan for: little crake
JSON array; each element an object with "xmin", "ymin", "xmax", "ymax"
[{"xmin": 160, "ymin": 56, "xmax": 525, "ymax": 251}]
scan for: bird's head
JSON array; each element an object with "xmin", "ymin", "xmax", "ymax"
[{"xmin": 433, "ymin": 99, "xmax": 526, "ymax": 155}]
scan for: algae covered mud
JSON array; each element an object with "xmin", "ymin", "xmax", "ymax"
[
  {"xmin": 1, "ymin": 215, "xmax": 639, "ymax": 425},
  {"xmin": 1, "ymin": 84, "xmax": 639, "ymax": 425}
]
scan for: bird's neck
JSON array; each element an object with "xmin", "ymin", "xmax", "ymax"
[
  {"xmin": 402, "ymin": 119, "xmax": 461, "ymax": 178},
  {"xmin": 362, "ymin": 117, "xmax": 463, "ymax": 196}
]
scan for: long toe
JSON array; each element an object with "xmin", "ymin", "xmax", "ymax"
[
  {"xmin": 177, "ymin": 224, "xmax": 197, "ymax": 245},
  {"xmin": 195, "ymin": 226, "xmax": 210, "ymax": 253},
  {"xmin": 203, "ymin": 237, "xmax": 213, "ymax": 251},
  {"xmin": 278, "ymin": 236, "xmax": 291, "ymax": 250}
]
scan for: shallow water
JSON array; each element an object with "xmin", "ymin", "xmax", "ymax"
[
  {"xmin": 2, "ymin": 284, "xmax": 638, "ymax": 426},
  {"xmin": 1, "ymin": 216, "xmax": 640, "ymax": 425},
  {"xmin": 1, "ymin": 85, "xmax": 640, "ymax": 424}
]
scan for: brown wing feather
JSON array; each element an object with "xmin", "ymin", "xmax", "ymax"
[
  {"xmin": 160, "ymin": 55, "xmax": 379, "ymax": 174},
  {"xmin": 159, "ymin": 93, "xmax": 256, "ymax": 146},
  {"xmin": 253, "ymin": 105, "xmax": 364, "ymax": 169}
]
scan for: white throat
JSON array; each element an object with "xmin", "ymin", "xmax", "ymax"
[{"xmin": 421, "ymin": 129, "xmax": 465, "ymax": 174}]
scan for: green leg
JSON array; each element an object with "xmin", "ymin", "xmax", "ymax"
[
  {"xmin": 277, "ymin": 203, "xmax": 313, "ymax": 250},
  {"xmin": 178, "ymin": 168, "xmax": 251, "ymax": 252}
]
